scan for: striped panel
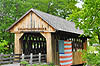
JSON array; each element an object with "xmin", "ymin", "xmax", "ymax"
[
  {"xmin": 60, "ymin": 61, "xmax": 72, "ymax": 65},
  {"xmin": 60, "ymin": 57, "xmax": 72, "ymax": 61},
  {"xmin": 59, "ymin": 53, "xmax": 72, "ymax": 56},
  {"xmin": 64, "ymin": 49, "xmax": 72, "ymax": 52},
  {"xmin": 59, "ymin": 40, "xmax": 72, "ymax": 66},
  {"xmin": 60, "ymin": 55, "xmax": 72, "ymax": 58},
  {"xmin": 60, "ymin": 63, "xmax": 72, "ymax": 66},
  {"xmin": 64, "ymin": 45, "xmax": 72, "ymax": 48},
  {"xmin": 64, "ymin": 47, "xmax": 72, "ymax": 50}
]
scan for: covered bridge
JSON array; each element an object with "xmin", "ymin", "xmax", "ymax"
[{"xmin": 7, "ymin": 8, "xmax": 87, "ymax": 65}]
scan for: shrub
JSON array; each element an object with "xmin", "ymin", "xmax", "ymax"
[{"xmin": 20, "ymin": 61, "xmax": 28, "ymax": 65}]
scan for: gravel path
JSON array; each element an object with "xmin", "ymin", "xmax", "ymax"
[{"xmin": 1, "ymin": 63, "xmax": 20, "ymax": 66}]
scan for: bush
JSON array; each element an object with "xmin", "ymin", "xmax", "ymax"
[
  {"xmin": 82, "ymin": 46, "xmax": 100, "ymax": 66},
  {"xmin": 20, "ymin": 61, "xmax": 28, "ymax": 65},
  {"xmin": 0, "ymin": 40, "xmax": 8, "ymax": 54}
]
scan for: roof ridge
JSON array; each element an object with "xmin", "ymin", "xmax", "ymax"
[{"xmin": 31, "ymin": 8, "xmax": 74, "ymax": 24}]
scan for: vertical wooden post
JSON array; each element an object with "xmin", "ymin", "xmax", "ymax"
[
  {"xmin": 14, "ymin": 33, "xmax": 23, "ymax": 61},
  {"xmin": 41, "ymin": 32, "xmax": 53, "ymax": 63},
  {"xmin": 10, "ymin": 55, "xmax": 12, "ymax": 63},
  {"xmin": 52, "ymin": 34, "xmax": 57, "ymax": 65},
  {"xmin": 39, "ymin": 53, "xmax": 41, "ymax": 64},
  {"xmin": 21, "ymin": 54, "xmax": 25, "ymax": 61},
  {"xmin": 46, "ymin": 33, "xmax": 53, "ymax": 63},
  {"xmin": 29, "ymin": 53, "xmax": 33, "ymax": 66}
]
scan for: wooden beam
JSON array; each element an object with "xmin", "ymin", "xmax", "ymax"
[
  {"xmin": 41, "ymin": 32, "xmax": 54, "ymax": 63},
  {"xmin": 18, "ymin": 28, "xmax": 46, "ymax": 30},
  {"xmin": 15, "ymin": 33, "xmax": 23, "ymax": 54},
  {"xmin": 52, "ymin": 34, "xmax": 56, "ymax": 64}
]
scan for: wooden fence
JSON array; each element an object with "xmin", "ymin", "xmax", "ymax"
[{"xmin": 0, "ymin": 53, "xmax": 46, "ymax": 64}]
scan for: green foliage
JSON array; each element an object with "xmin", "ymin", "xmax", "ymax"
[
  {"xmin": 26, "ymin": 64, "xmax": 30, "ymax": 66},
  {"xmin": 33, "ymin": 64, "xmax": 54, "ymax": 66},
  {"xmin": 40, "ymin": 65, "xmax": 48, "ymax": 66},
  {"xmin": 48, "ymin": 63, "xmax": 54, "ymax": 66},
  {"xmin": 82, "ymin": 46, "xmax": 100, "ymax": 66},
  {"xmin": 68, "ymin": 0, "xmax": 100, "ymax": 44},
  {"xmin": 20, "ymin": 61, "xmax": 28, "ymax": 65},
  {"xmin": 0, "ymin": 40, "xmax": 8, "ymax": 54}
]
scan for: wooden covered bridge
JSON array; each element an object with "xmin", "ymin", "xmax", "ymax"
[{"xmin": 7, "ymin": 8, "xmax": 87, "ymax": 66}]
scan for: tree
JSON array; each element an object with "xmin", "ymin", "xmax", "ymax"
[
  {"xmin": 68, "ymin": 0, "xmax": 100, "ymax": 65},
  {"xmin": 68, "ymin": 0, "xmax": 100, "ymax": 44}
]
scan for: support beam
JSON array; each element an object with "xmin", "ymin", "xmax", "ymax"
[
  {"xmin": 14, "ymin": 33, "xmax": 23, "ymax": 54},
  {"xmin": 41, "ymin": 32, "xmax": 54, "ymax": 63}
]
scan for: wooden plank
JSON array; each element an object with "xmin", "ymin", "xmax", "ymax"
[
  {"xmin": 0, "ymin": 54, "xmax": 11, "ymax": 56},
  {"xmin": 18, "ymin": 28, "xmax": 46, "ymax": 30},
  {"xmin": 0, "ymin": 57, "xmax": 14, "ymax": 60},
  {"xmin": 22, "ymin": 55, "xmax": 30, "ymax": 58},
  {"xmin": 25, "ymin": 59, "xmax": 30, "ymax": 61},
  {"xmin": 72, "ymin": 52, "xmax": 82, "ymax": 65},
  {"xmin": 10, "ymin": 12, "xmax": 55, "ymax": 33},
  {"xmin": 32, "ymin": 58, "xmax": 39, "ymax": 61},
  {"xmin": 0, "ymin": 61, "xmax": 13, "ymax": 64}
]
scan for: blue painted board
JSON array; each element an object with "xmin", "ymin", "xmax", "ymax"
[{"xmin": 58, "ymin": 40, "xmax": 64, "ymax": 54}]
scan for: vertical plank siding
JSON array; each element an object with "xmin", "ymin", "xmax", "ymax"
[{"xmin": 10, "ymin": 12, "xmax": 55, "ymax": 33}]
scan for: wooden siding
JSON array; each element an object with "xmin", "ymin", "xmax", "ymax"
[{"xmin": 10, "ymin": 12, "xmax": 55, "ymax": 33}]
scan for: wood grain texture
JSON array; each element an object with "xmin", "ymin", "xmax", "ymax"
[
  {"xmin": 41, "ymin": 32, "xmax": 53, "ymax": 63},
  {"xmin": 15, "ymin": 33, "xmax": 23, "ymax": 54},
  {"xmin": 72, "ymin": 39, "xmax": 87, "ymax": 65},
  {"xmin": 10, "ymin": 12, "xmax": 55, "ymax": 33},
  {"xmin": 72, "ymin": 52, "xmax": 82, "ymax": 65}
]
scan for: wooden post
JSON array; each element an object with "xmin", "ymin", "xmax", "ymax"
[
  {"xmin": 52, "ymin": 34, "xmax": 57, "ymax": 65},
  {"xmin": 41, "ymin": 32, "xmax": 53, "ymax": 63},
  {"xmin": 29, "ymin": 53, "xmax": 33, "ymax": 66},
  {"xmin": 10, "ymin": 55, "xmax": 12, "ymax": 63},
  {"xmin": 21, "ymin": 54, "xmax": 25, "ymax": 61},
  {"xmin": 30, "ymin": 53, "xmax": 33, "ymax": 66},
  {"xmin": 14, "ymin": 33, "xmax": 23, "ymax": 61},
  {"xmin": 39, "ymin": 53, "xmax": 41, "ymax": 64}
]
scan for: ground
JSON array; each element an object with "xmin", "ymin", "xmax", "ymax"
[{"xmin": 1, "ymin": 63, "xmax": 20, "ymax": 66}]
